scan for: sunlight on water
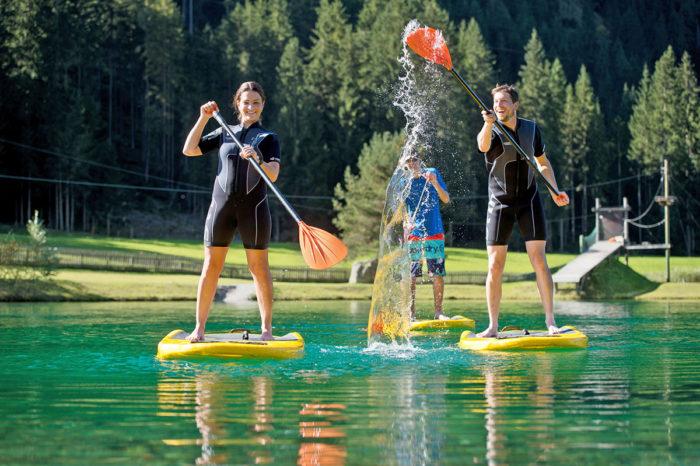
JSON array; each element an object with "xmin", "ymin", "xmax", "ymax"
[
  {"xmin": 363, "ymin": 341, "xmax": 424, "ymax": 360},
  {"xmin": 2, "ymin": 301, "xmax": 700, "ymax": 463}
]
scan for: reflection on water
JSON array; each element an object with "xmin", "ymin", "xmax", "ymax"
[
  {"xmin": 298, "ymin": 402, "xmax": 347, "ymax": 465},
  {"xmin": 1, "ymin": 300, "xmax": 700, "ymax": 463},
  {"xmin": 158, "ymin": 372, "xmax": 277, "ymax": 464},
  {"xmin": 482, "ymin": 355, "xmax": 558, "ymax": 464}
]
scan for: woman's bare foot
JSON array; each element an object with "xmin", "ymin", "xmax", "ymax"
[
  {"xmin": 435, "ymin": 313, "xmax": 450, "ymax": 321},
  {"xmin": 260, "ymin": 329, "xmax": 274, "ymax": 341}
]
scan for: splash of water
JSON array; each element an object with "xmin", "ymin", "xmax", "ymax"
[{"xmin": 366, "ymin": 20, "xmax": 445, "ymax": 346}]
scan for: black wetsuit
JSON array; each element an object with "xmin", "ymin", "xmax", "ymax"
[
  {"xmin": 479, "ymin": 117, "xmax": 547, "ymax": 246},
  {"xmin": 198, "ymin": 121, "xmax": 281, "ymax": 249}
]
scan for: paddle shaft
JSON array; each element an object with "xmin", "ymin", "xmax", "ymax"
[
  {"xmin": 211, "ymin": 111, "xmax": 302, "ymax": 223},
  {"xmin": 449, "ymin": 68, "xmax": 561, "ymax": 197},
  {"xmin": 409, "ymin": 172, "xmax": 429, "ymax": 224}
]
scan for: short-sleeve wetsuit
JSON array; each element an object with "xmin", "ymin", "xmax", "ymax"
[
  {"xmin": 198, "ymin": 121, "xmax": 281, "ymax": 249},
  {"xmin": 479, "ymin": 117, "xmax": 547, "ymax": 246}
]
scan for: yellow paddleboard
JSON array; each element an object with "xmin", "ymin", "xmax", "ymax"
[
  {"xmin": 157, "ymin": 329, "xmax": 305, "ymax": 359},
  {"xmin": 410, "ymin": 315, "xmax": 475, "ymax": 331},
  {"xmin": 458, "ymin": 325, "xmax": 588, "ymax": 351}
]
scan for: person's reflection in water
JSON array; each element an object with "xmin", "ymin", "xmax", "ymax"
[
  {"xmin": 482, "ymin": 356, "xmax": 556, "ymax": 465},
  {"xmin": 528, "ymin": 355, "xmax": 555, "ymax": 461},
  {"xmin": 189, "ymin": 373, "xmax": 230, "ymax": 465},
  {"xmin": 195, "ymin": 374, "xmax": 276, "ymax": 464},
  {"xmin": 365, "ymin": 371, "xmax": 446, "ymax": 464},
  {"xmin": 248, "ymin": 375, "xmax": 275, "ymax": 463},
  {"xmin": 298, "ymin": 402, "xmax": 347, "ymax": 465},
  {"xmin": 158, "ymin": 371, "xmax": 276, "ymax": 465}
]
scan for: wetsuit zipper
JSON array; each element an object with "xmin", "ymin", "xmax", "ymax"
[
  {"xmin": 234, "ymin": 126, "xmax": 249, "ymax": 194},
  {"xmin": 513, "ymin": 126, "xmax": 519, "ymax": 198}
]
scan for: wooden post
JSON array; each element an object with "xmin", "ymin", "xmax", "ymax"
[
  {"xmin": 595, "ymin": 198, "xmax": 600, "ymax": 241},
  {"xmin": 664, "ymin": 159, "xmax": 670, "ymax": 282},
  {"xmin": 623, "ymin": 197, "xmax": 629, "ymax": 266}
]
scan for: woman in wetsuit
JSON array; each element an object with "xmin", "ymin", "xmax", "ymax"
[{"xmin": 182, "ymin": 81, "xmax": 281, "ymax": 342}]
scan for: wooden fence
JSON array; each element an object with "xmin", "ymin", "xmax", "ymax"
[
  {"xmin": 2, "ymin": 247, "xmax": 532, "ymax": 284},
  {"xmin": 52, "ymin": 248, "xmax": 350, "ymax": 282}
]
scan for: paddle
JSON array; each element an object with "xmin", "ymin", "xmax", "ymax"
[
  {"xmin": 406, "ymin": 27, "xmax": 566, "ymax": 200},
  {"xmin": 207, "ymin": 106, "xmax": 347, "ymax": 270}
]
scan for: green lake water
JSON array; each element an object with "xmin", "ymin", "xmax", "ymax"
[{"xmin": 1, "ymin": 299, "xmax": 699, "ymax": 464}]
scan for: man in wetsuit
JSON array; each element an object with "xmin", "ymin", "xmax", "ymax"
[
  {"xmin": 476, "ymin": 84, "xmax": 569, "ymax": 337},
  {"xmin": 404, "ymin": 153, "xmax": 451, "ymax": 321}
]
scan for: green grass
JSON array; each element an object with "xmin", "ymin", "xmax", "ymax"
[
  {"xmin": 7, "ymin": 230, "xmax": 325, "ymax": 269},
  {"xmin": 623, "ymin": 254, "xmax": 700, "ymax": 282},
  {"xmin": 7, "ymin": 229, "xmax": 580, "ymax": 275},
  {"xmin": 2, "ymin": 266, "xmax": 699, "ymax": 302},
  {"xmin": 2, "ymin": 229, "xmax": 699, "ymax": 302}
]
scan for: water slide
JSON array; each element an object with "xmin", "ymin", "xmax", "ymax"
[{"xmin": 552, "ymin": 239, "xmax": 624, "ymax": 293}]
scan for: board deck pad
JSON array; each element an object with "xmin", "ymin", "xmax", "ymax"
[
  {"xmin": 168, "ymin": 330, "xmax": 301, "ymax": 343},
  {"xmin": 465, "ymin": 327, "xmax": 578, "ymax": 340},
  {"xmin": 459, "ymin": 325, "xmax": 588, "ymax": 351},
  {"xmin": 409, "ymin": 315, "xmax": 475, "ymax": 331},
  {"xmin": 157, "ymin": 329, "xmax": 305, "ymax": 359}
]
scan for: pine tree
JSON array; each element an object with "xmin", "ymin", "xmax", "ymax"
[
  {"xmin": 628, "ymin": 46, "xmax": 697, "ymax": 178},
  {"xmin": 217, "ymin": 0, "xmax": 293, "ymax": 123},
  {"xmin": 452, "ymin": 18, "xmax": 497, "ymax": 101},
  {"xmin": 543, "ymin": 58, "xmax": 568, "ymax": 166},
  {"xmin": 0, "ymin": 0, "xmax": 47, "ymax": 82},
  {"xmin": 140, "ymin": 0, "xmax": 185, "ymax": 184},
  {"xmin": 447, "ymin": 17, "xmax": 497, "ymax": 222},
  {"xmin": 677, "ymin": 51, "xmax": 700, "ymax": 174},
  {"xmin": 353, "ymin": 0, "xmax": 409, "ymax": 133},
  {"xmin": 275, "ymin": 36, "xmax": 305, "ymax": 193},
  {"xmin": 517, "ymin": 29, "xmax": 551, "ymax": 126},
  {"xmin": 301, "ymin": 0, "xmax": 358, "ymax": 195},
  {"xmin": 333, "ymin": 131, "xmax": 404, "ymax": 252}
]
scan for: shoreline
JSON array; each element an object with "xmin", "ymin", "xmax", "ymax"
[{"xmin": 1, "ymin": 269, "xmax": 699, "ymax": 302}]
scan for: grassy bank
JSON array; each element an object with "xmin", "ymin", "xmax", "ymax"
[
  {"xmin": 2, "ymin": 265, "xmax": 699, "ymax": 302},
  {"xmin": 5, "ymin": 229, "xmax": 698, "ymax": 277},
  {"xmin": 1, "ymin": 230, "xmax": 698, "ymax": 302}
]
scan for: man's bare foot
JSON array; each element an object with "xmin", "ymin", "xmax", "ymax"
[
  {"xmin": 186, "ymin": 329, "xmax": 204, "ymax": 342},
  {"xmin": 260, "ymin": 329, "xmax": 274, "ymax": 341},
  {"xmin": 435, "ymin": 313, "xmax": 450, "ymax": 321},
  {"xmin": 477, "ymin": 328, "xmax": 498, "ymax": 338},
  {"xmin": 546, "ymin": 321, "xmax": 562, "ymax": 335}
]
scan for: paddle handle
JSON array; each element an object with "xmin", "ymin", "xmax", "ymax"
[
  {"xmin": 211, "ymin": 110, "xmax": 302, "ymax": 224},
  {"xmin": 449, "ymin": 69, "xmax": 561, "ymax": 197}
]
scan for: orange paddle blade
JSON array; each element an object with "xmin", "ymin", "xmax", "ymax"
[
  {"xmin": 298, "ymin": 222, "xmax": 348, "ymax": 270},
  {"xmin": 405, "ymin": 27, "xmax": 453, "ymax": 70}
]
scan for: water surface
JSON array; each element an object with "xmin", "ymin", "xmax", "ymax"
[{"xmin": 1, "ymin": 300, "xmax": 699, "ymax": 464}]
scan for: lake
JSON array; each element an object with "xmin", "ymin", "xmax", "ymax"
[{"xmin": 1, "ymin": 299, "xmax": 699, "ymax": 464}]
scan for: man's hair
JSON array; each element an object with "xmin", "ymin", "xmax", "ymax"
[{"xmin": 491, "ymin": 84, "xmax": 519, "ymax": 103}]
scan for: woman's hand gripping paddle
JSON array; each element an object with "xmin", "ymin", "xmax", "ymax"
[
  {"xmin": 206, "ymin": 105, "xmax": 348, "ymax": 270},
  {"xmin": 406, "ymin": 27, "xmax": 567, "ymax": 204}
]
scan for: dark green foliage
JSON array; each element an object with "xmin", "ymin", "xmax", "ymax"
[
  {"xmin": 0, "ymin": 211, "xmax": 57, "ymax": 298},
  {"xmin": 0, "ymin": 0, "xmax": 698, "ymax": 254},
  {"xmin": 333, "ymin": 131, "xmax": 403, "ymax": 253}
]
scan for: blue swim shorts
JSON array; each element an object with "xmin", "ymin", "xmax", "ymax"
[{"xmin": 408, "ymin": 239, "xmax": 445, "ymax": 278}]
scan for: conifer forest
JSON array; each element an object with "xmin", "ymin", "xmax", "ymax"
[{"xmin": 1, "ymin": 0, "xmax": 698, "ymax": 255}]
